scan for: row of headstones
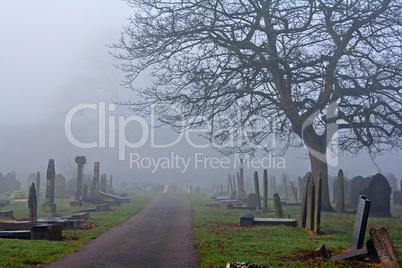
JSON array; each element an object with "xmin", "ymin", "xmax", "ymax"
[
  {"xmin": 335, "ymin": 171, "xmax": 394, "ymax": 217},
  {"xmin": 0, "ymin": 172, "xmax": 21, "ymax": 193}
]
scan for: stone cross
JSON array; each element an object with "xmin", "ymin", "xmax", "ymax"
[
  {"xmin": 28, "ymin": 182, "xmax": 37, "ymax": 222},
  {"xmin": 41, "ymin": 159, "xmax": 57, "ymax": 217},
  {"xmin": 74, "ymin": 156, "xmax": 86, "ymax": 200},
  {"xmin": 253, "ymin": 171, "xmax": 261, "ymax": 211}
]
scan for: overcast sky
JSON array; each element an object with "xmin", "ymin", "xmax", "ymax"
[{"xmin": 0, "ymin": 1, "xmax": 400, "ymax": 189}]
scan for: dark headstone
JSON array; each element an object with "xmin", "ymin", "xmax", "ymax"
[
  {"xmin": 235, "ymin": 159, "xmax": 247, "ymax": 200},
  {"xmin": 240, "ymin": 214, "xmax": 254, "ymax": 227},
  {"xmin": 336, "ymin": 169, "xmax": 345, "ymax": 212},
  {"xmin": 315, "ymin": 244, "xmax": 327, "ymax": 258},
  {"xmin": 36, "ymin": 172, "xmax": 41, "ymax": 198},
  {"xmin": 348, "ymin": 195, "xmax": 370, "ymax": 250},
  {"xmin": 28, "ymin": 182, "xmax": 37, "ymax": 222},
  {"xmin": 290, "ymin": 181, "xmax": 298, "ymax": 203},
  {"xmin": 262, "ymin": 170, "xmax": 268, "ymax": 212},
  {"xmin": 314, "ymin": 172, "xmax": 322, "ymax": 234},
  {"xmin": 361, "ymin": 173, "xmax": 392, "ymax": 218},
  {"xmin": 298, "ymin": 172, "xmax": 310, "ymax": 228},
  {"xmin": 253, "ymin": 172, "xmax": 261, "ymax": 210},
  {"xmin": 246, "ymin": 193, "xmax": 257, "ymax": 209}
]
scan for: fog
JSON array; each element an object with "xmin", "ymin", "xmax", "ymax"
[{"xmin": 0, "ymin": 1, "xmax": 400, "ymax": 191}]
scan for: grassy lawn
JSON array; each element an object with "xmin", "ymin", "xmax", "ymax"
[
  {"xmin": 189, "ymin": 193, "xmax": 402, "ymax": 268},
  {"xmin": 0, "ymin": 193, "xmax": 151, "ymax": 267}
]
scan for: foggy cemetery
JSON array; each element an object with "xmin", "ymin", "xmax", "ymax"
[{"xmin": 1, "ymin": 1, "xmax": 402, "ymax": 267}]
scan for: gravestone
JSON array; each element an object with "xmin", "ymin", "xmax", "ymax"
[
  {"xmin": 100, "ymin": 174, "xmax": 107, "ymax": 192},
  {"xmin": 27, "ymin": 173, "xmax": 36, "ymax": 189},
  {"xmin": 298, "ymin": 176, "xmax": 304, "ymax": 199},
  {"xmin": 36, "ymin": 172, "xmax": 41, "ymax": 198},
  {"xmin": 369, "ymin": 225, "xmax": 400, "ymax": 268},
  {"xmin": 337, "ymin": 169, "xmax": 345, "ymax": 212},
  {"xmin": 74, "ymin": 156, "xmax": 86, "ymax": 200},
  {"xmin": 253, "ymin": 171, "xmax": 261, "ymax": 210},
  {"xmin": 273, "ymin": 193, "xmax": 284, "ymax": 218},
  {"xmin": 41, "ymin": 159, "xmax": 57, "ymax": 217},
  {"xmin": 83, "ymin": 184, "xmax": 89, "ymax": 198},
  {"xmin": 55, "ymin": 174, "xmax": 66, "ymax": 197},
  {"xmin": 195, "ymin": 186, "xmax": 200, "ymax": 194},
  {"xmin": 5, "ymin": 173, "xmax": 20, "ymax": 193},
  {"xmin": 298, "ymin": 172, "xmax": 310, "ymax": 228},
  {"xmin": 263, "ymin": 169, "xmax": 268, "ymax": 212},
  {"xmin": 306, "ymin": 174, "xmax": 315, "ymax": 230},
  {"xmin": 228, "ymin": 174, "xmax": 233, "ymax": 194},
  {"xmin": 386, "ymin": 174, "xmax": 398, "ymax": 196},
  {"xmin": 235, "ymin": 159, "xmax": 247, "ymax": 200},
  {"xmin": 361, "ymin": 173, "xmax": 392, "ymax": 218},
  {"xmin": 281, "ymin": 174, "xmax": 288, "ymax": 198},
  {"xmin": 393, "ymin": 191, "xmax": 401, "ymax": 205},
  {"xmin": 349, "ymin": 176, "xmax": 364, "ymax": 205},
  {"xmin": 0, "ymin": 172, "xmax": 4, "ymax": 193},
  {"xmin": 332, "ymin": 176, "xmax": 348, "ymax": 205},
  {"xmin": 109, "ymin": 175, "xmax": 113, "ymax": 193},
  {"xmin": 232, "ymin": 174, "xmax": 237, "ymax": 192},
  {"xmin": 271, "ymin": 176, "xmax": 277, "ymax": 196},
  {"xmin": 246, "ymin": 193, "xmax": 257, "ymax": 210},
  {"xmin": 348, "ymin": 195, "xmax": 370, "ymax": 250},
  {"xmin": 314, "ymin": 171, "xmax": 322, "ymax": 234},
  {"xmin": 89, "ymin": 162, "xmax": 100, "ymax": 198},
  {"xmin": 290, "ymin": 181, "xmax": 298, "ymax": 203},
  {"xmin": 28, "ymin": 182, "xmax": 37, "ymax": 222}
]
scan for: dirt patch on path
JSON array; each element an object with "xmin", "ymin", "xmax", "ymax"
[{"xmin": 44, "ymin": 194, "xmax": 196, "ymax": 268}]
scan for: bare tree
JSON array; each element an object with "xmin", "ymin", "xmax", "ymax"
[{"xmin": 113, "ymin": 0, "xmax": 402, "ymax": 211}]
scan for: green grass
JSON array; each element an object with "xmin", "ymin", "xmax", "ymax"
[
  {"xmin": 0, "ymin": 193, "xmax": 151, "ymax": 267},
  {"xmin": 189, "ymin": 194, "xmax": 402, "ymax": 268}
]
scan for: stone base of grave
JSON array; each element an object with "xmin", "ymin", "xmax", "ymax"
[
  {"xmin": 240, "ymin": 214, "xmax": 297, "ymax": 227},
  {"xmin": 96, "ymin": 204, "xmax": 111, "ymax": 212},
  {"xmin": 70, "ymin": 200, "xmax": 82, "ymax": 207},
  {"xmin": 40, "ymin": 203, "xmax": 57, "ymax": 217},
  {"xmin": 31, "ymin": 224, "xmax": 62, "ymax": 241},
  {"xmin": 226, "ymin": 262, "xmax": 272, "ymax": 268},
  {"xmin": 0, "ymin": 210, "xmax": 13, "ymax": 219}
]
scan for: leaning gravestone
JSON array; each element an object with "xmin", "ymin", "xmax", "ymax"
[
  {"xmin": 273, "ymin": 193, "xmax": 284, "ymax": 218},
  {"xmin": 361, "ymin": 173, "xmax": 392, "ymax": 218},
  {"xmin": 348, "ymin": 195, "xmax": 370, "ymax": 250},
  {"xmin": 369, "ymin": 225, "xmax": 400, "ymax": 268}
]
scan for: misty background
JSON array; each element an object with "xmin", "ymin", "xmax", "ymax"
[{"xmin": 0, "ymin": 1, "xmax": 400, "ymax": 191}]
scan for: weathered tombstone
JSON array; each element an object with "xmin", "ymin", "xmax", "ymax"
[
  {"xmin": 273, "ymin": 193, "xmax": 284, "ymax": 218},
  {"xmin": 236, "ymin": 159, "xmax": 247, "ymax": 200},
  {"xmin": 361, "ymin": 173, "xmax": 392, "ymax": 218},
  {"xmin": 0, "ymin": 172, "xmax": 4, "ymax": 193},
  {"xmin": 290, "ymin": 181, "xmax": 298, "ymax": 203},
  {"xmin": 298, "ymin": 172, "xmax": 310, "ymax": 228},
  {"xmin": 369, "ymin": 225, "xmax": 400, "ymax": 268},
  {"xmin": 28, "ymin": 182, "xmax": 37, "ymax": 222},
  {"xmin": 298, "ymin": 176, "xmax": 304, "ymax": 199},
  {"xmin": 74, "ymin": 156, "xmax": 86, "ymax": 200},
  {"xmin": 263, "ymin": 169, "xmax": 268, "ymax": 212},
  {"xmin": 314, "ymin": 171, "xmax": 322, "ymax": 234},
  {"xmin": 306, "ymin": 174, "xmax": 315, "ymax": 230},
  {"xmin": 36, "ymin": 172, "xmax": 41, "ymax": 198},
  {"xmin": 336, "ymin": 169, "xmax": 345, "ymax": 212},
  {"xmin": 89, "ymin": 162, "xmax": 100, "ymax": 198},
  {"xmin": 41, "ymin": 159, "xmax": 57, "ymax": 217},
  {"xmin": 109, "ymin": 175, "xmax": 113, "ymax": 193},
  {"xmin": 272, "ymin": 176, "xmax": 277, "ymax": 195},
  {"xmin": 228, "ymin": 174, "xmax": 233, "ymax": 194},
  {"xmin": 83, "ymin": 184, "xmax": 88, "ymax": 198},
  {"xmin": 393, "ymin": 191, "xmax": 401, "ymax": 205},
  {"xmin": 240, "ymin": 214, "xmax": 254, "ymax": 227},
  {"xmin": 281, "ymin": 174, "xmax": 288, "ymax": 198},
  {"xmin": 55, "ymin": 174, "xmax": 66, "ymax": 197},
  {"xmin": 349, "ymin": 176, "xmax": 364, "ymax": 205},
  {"xmin": 100, "ymin": 174, "xmax": 107, "ymax": 192},
  {"xmin": 332, "ymin": 175, "xmax": 348, "ymax": 205},
  {"xmin": 5, "ymin": 172, "xmax": 20, "ymax": 193},
  {"xmin": 348, "ymin": 195, "xmax": 371, "ymax": 250},
  {"xmin": 246, "ymin": 193, "xmax": 257, "ymax": 210},
  {"xmin": 232, "ymin": 174, "xmax": 237, "ymax": 192},
  {"xmin": 253, "ymin": 171, "xmax": 261, "ymax": 210}
]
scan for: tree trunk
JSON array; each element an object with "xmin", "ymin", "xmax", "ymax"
[{"xmin": 309, "ymin": 152, "xmax": 333, "ymax": 212}]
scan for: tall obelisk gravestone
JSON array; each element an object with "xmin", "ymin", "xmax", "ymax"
[{"xmin": 41, "ymin": 159, "xmax": 57, "ymax": 217}]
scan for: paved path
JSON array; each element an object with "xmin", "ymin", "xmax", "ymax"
[{"xmin": 45, "ymin": 194, "xmax": 197, "ymax": 268}]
